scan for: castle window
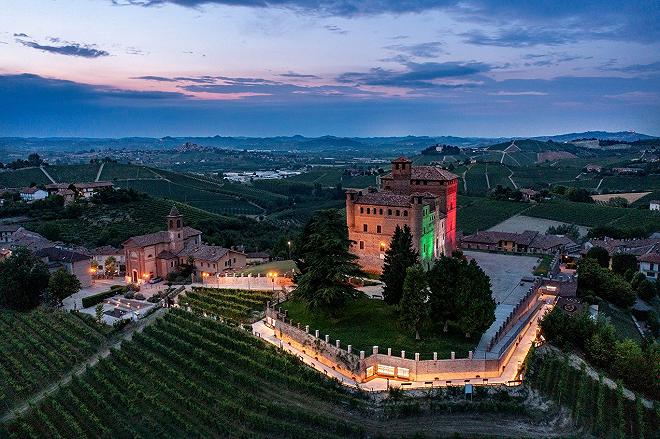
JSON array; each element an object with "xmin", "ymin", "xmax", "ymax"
[
  {"xmin": 380, "ymin": 242, "xmax": 386, "ymax": 252},
  {"xmin": 359, "ymin": 241, "xmax": 364, "ymax": 249},
  {"xmin": 169, "ymin": 220, "xmax": 173, "ymax": 228},
  {"xmin": 178, "ymin": 233, "xmax": 181, "ymax": 238},
  {"xmin": 395, "ymin": 163, "xmax": 400, "ymax": 170},
  {"xmin": 377, "ymin": 225, "xmax": 382, "ymax": 233},
  {"xmin": 363, "ymin": 224, "xmax": 368, "ymax": 232},
  {"xmin": 388, "ymin": 209, "xmax": 392, "ymax": 215},
  {"xmin": 423, "ymin": 180, "xmax": 428, "ymax": 185},
  {"xmin": 177, "ymin": 219, "xmax": 181, "ymax": 227},
  {"xmin": 379, "ymin": 208, "xmax": 383, "ymax": 214},
  {"xmin": 403, "ymin": 210, "xmax": 408, "ymax": 217},
  {"xmin": 360, "ymin": 207, "xmax": 364, "ymax": 213},
  {"xmin": 367, "ymin": 208, "xmax": 371, "ymax": 214},
  {"xmin": 395, "ymin": 210, "xmax": 400, "ymax": 216}
]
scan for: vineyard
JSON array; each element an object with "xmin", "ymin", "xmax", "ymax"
[
  {"xmin": 0, "ymin": 168, "xmax": 50, "ymax": 188},
  {"xmin": 2, "ymin": 309, "xmax": 368, "ymax": 438},
  {"xmin": 0, "ymin": 310, "xmax": 106, "ymax": 413},
  {"xmin": 457, "ymin": 196, "xmax": 530, "ymax": 234},
  {"xmin": 179, "ymin": 288, "xmax": 273, "ymax": 322},
  {"xmin": 526, "ymin": 349, "xmax": 657, "ymax": 439},
  {"xmin": 46, "ymin": 165, "xmax": 99, "ymax": 184}
]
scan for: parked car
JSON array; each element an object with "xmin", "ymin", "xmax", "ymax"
[{"xmin": 148, "ymin": 277, "xmax": 163, "ymax": 284}]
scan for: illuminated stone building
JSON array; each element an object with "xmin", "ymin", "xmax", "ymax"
[{"xmin": 345, "ymin": 157, "xmax": 458, "ymax": 274}]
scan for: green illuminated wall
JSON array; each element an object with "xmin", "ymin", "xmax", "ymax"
[{"xmin": 420, "ymin": 208, "xmax": 435, "ymax": 261}]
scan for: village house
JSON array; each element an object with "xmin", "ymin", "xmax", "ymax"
[
  {"xmin": 123, "ymin": 206, "xmax": 246, "ymax": 283},
  {"xmin": 19, "ymin": 187, "xmax": 48, "ymax": 202},
  {"xmin": 584, "ymin": 237, "xmax": 660, "ymax": 260},
  {"xmin": 0, "ymin": 224, "xmax": 20, "ymax": 243},
  {"xmin": 638, "ymin": 253, "xmax": 660, "ymax": 280},
  {"xmin": 45, "ymin": 183, "xmax": 76, "ymax": 205},
  {"xmin": 35, "ymin": 247, "xmax": 92, "ymax": 287},
  {"xmin": 246, "ymin": 251, "xmax": 271, "ymax": 265},
  {"xmin": 73, "ymin": 181, "xmax": 114, "ymax": 198},
  {"xmin": 584, "ymin": 164, "xmax": 602, "ymax": 173},
  {"xmin": 345, "ymin": 157, "xmax": 458, "ymax": 274},
  {"xmin": 90, "ymin": 245, "xmax": 126, "ymax": 275},
  {"xmin": 650, "ymin": 200, "xmax": 660, "ymax": 211},
  {"xmin": 461, "ymin": 230, "xmax": 576, "ymax": 255},
  {"xmin": 520, "ymin": 188, "xmax": 540, "ymax": 202}
]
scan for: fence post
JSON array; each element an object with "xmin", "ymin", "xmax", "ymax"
[
  {"xmin": 315, "ymin": 330, "xmax": 319, "ymax": 338},
  {"xmin": 433, "ymin": 352, "xmax": 437, "ymax": 361},
  {"xmin": 325, "ymin": 335, "xmax": 330, "ymax": 343},
  {"xmin": 451, "ymin": 352, "xmax": 455, "ymax": 360},
  {"xmin": 359, "ymin": 351, "xmax": 365, "ymax": 360},
  {"xmin": 336, "ymin": 339, "xmax": 340, "ymax": 348},
  {"xmin": 347, "ymin": 345, "xmax": 352, "ymax": 354},
  {"xmin": 387, "ymin": 348, "xmax": 392, "ymax": 356},
  {"xmin": 414, "ymin": 353, "xmax": 420, "ymax": 361},
  {"xmin": 373, "ymin": 346, "xmax": 378, "ymax": 355},
  {"xmin": 305, "ymin": 325, "xmax": 309, "ymax": 334},
  {"xmin": 401, "ymin": 350, "xmax": 405, "ymax": 359}
]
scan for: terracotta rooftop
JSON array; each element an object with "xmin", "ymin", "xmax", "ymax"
[
  {"xmin": 381, "ymin": 166, "xmax": 458, "ymax": 181},
  {"xmin": 463, "ymin": 230, "xmax": 575, "ymax": 250},
  {"xmin": 354, "ymin": 191, "xmax": 413, "ymax": 207},
  {"xmin": 35, "ymin": 247, "xmax": 90, "ymax": 263},
  {"xmin": 123, "ymin": 226, "xmax": 201, "ymax": 247},
  {"xmin": 639, "ymin": 253, "xmax": 660, "ymax": 264},
  {"xmin": 179, "ymin": 244, "xmax": 234, "ymax": 262},
  {"xmin": 91, "ymin": 245, "xmax": 122, "ymax": 256},
  {"xmin": 73, "ymin": 181, "xmax": 113, "ymax": 189},
  {"xmin": 156, "ymin": 250, "xmax": 178, "ymax": 260},
  {"xmin": 20, "ymin": 187, "xmax": 44, "ymax": 194}
]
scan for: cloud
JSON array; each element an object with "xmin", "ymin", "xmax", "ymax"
[
  {"xmin": 278, "ymin": 71, "xmax": 321, "ymax": 79},
  {"xmin": 337, "ymin": 61, "xmax": 490, "ymax": 89},
  {"xmin": 323, "ymin": 24, "xmax": 346, "ymax": 34},
  {"xmin": 132, "ymin": 75, "xmax": 179, "ymax": 82},
  {"xmin": 603, "ymin": 61, "xmax": 660, "ymax": 75},
  {"xmin": 13, "ymin": 33, "xmax": 29, "ymax": 37},
  {"xmin": 463, "ymin": 28, "xmax": 584, "ymax": 47},
  {"xmin": 489, "ymin": 91, "xmax": 548, "ymax": 96},
  {"xmin": 383, "ymin": 41, "xmax": 444, "ymax": 59},
  {"xmin": 522, "ymin": 52, "xmax": 593, "ymax": 67},
  {"xmin": 16, "ymin": 36, "xmax": 109, "ymax": 58}
]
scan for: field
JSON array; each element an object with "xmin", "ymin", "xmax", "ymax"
[
  {"xmin": 179, "ymin": 288, "xmax": 273, "ymax": 322},
  {"xmin": 526, "ymin": 199, "xmax": 660, "ymax": 230},
  {"xmin": 592, "ymin": 192, "xmax": 651, "ymax": 203},
  {"xmin": 3, "ymin": 309, "xmax": 369, "ymax": 438},
  {"xmin": 238, "ymin": 260, "xmax": 298, "ymax": 276},
  {"xmin": 0, "ymin": 168, "xmax": 50, "ymax": 188},
  {"xmin": 487, "ymin": 215, "xmax": 590, "ymax": 236},
  {"xmin": 47, "ymin": 165, "xmax": 99, "ymax": 183},
  {"xmin": 0, "ymin": 310, "xmax": 106, "ymax": 413},
  {"xmin": 287, "ymin": 169, "xmax": 377, "ymax": 188},
  {"xmin": 99, "ymin": 163, "xmax": 160, "ymax": 180},
  {"xmin": 281, "ymin": 297, "xmax": 478, "ymax": 360},
  {"xmin": 457, "ymin": 196, "xmax": 530, "ymax": 234}
]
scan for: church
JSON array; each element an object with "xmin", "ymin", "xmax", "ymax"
[
  {"xmin": 123, "ymin": 206, "xmax": 246, "ymax": 283},
  {"xmin": 345, "ymin": 157, "xmax": 458, "ymax": 274}
]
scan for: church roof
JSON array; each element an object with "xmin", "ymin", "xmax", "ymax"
[
  {"xmin": 122, "ymin": 226, "xmax": 201, "ymax": 248},
  {"xmin": 178, "ymin": 244, "xmax": 234, "ymax": 262},
  {"xmin": 168, "ymin": 205, "xmax": 181, "ymax": 217}
]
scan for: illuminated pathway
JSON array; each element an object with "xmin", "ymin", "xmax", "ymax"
[{"xmin": 252, "ymin": 299, "xmax": 554, "ymax": 391}]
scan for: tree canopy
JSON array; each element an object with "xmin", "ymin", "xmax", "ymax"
[
  {"xmin": 577, "ymin": 258, "xmax": 635, "ymax": 307},
  {"xmin": 293, "ymin": 209, "xmax": 363, "ymax": 314},
  {"xmin": 399, "ymin": 264, "xmax": 429, "ymax": 340},
  {"xmin": 0, "ymin": 248, "xmax": 50, "ymax": 311},
  {"xmin": 381, "ymin": 225, "xmax": 418, "ymax": 305},
  {"xmin": 48, "ymin": 269, "xmax": 81, "ymax": 304},
  {"xmin": 585, "ymin": 246, "xmax": 610, "ymax": 268}
]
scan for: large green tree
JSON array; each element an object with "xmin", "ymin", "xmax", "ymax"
[
  {"xmin": 428, "ymin": 254, "xmax": 495, "ymax": 338},
  {"xmin": 293, "ymin": 209, "xmax": 362, "ymax": 314},
  {"xmin": 577, "ymin": 258, "xmax": 635, "ymax": 307},
  {"xmin": 585, "ymin": 246, "xmax": 610, "ymax": 268},
  {"xmin": 381, "ymin": 225, "xmax": 418, "ymax": 305},
  {"xmin": 48, "ymin": 269, "xmax": 81, "ymax": 303},
  {"xmin": 0, "ymin": 247, "xmax": 50, "ymax": 311},
  {"xmin": 399, "ymin": 264, "xmax": 429, "ymax": 340}
]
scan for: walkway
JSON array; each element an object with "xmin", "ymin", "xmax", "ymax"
[
  {"xmin": 0, "ymin": 307, "xmax": 167, "ymax": 423},
  {"xmin": 39, "ymin": 165, "xmax": 56, "ymax": 184},
  {"xmin": 252, "ymin": 298, "xmax": 550, "ymax": 391},
  {"xmin": 95, "ymin": 162, "xmax": 105, "ymax": 182}
]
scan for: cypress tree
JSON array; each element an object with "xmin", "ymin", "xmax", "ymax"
[{"xmin": 381, "ymin": 225, "xmax": 418, "ymax": 305}]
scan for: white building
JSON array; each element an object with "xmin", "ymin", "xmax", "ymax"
[
  {"xmin": 650, "ymin": 200, "xmax": 660, "ymax": 211},
  {"xmin": 638, "ymin": 253, "xmax": 660, "ymax": 280},
  {"xmin": 19, "ymin": 187, "xmax": 48, "ymax": 202}
]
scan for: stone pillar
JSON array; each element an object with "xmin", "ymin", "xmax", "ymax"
[
  {"xmin": 433, "ymin": 352, "xmax": 438, "ymax": 360},
  {"xmin": 359, "ymin": 351, "xmax": 365, "ymax": 360},
  {"xmin": 347, "ymin": 345, "xmax": 352, "ymax": 354},
  {"xmin": 373, "ymin": 346, "xmax": 378, "ymax": 355},
  {"xmin": 451, "ymin": 352, "xmax": 455, "ymax": 360},
  {"xmin": 325, "ymin": 335, "xmax": 330, "ymax": 343},
  {"xmin": 414, "ymin": 353, "xmax": 420, "ymax": 361},
  {"xmin": 305, "ymin": 325, "xmax": 309, "ymax": 333},
  {"xmin": 401, "ymin": 350, "xmax": 405, "ymax": 359},
  {"xmin": 336, "ymin": 340, "xmax": 340, "ymax": 348},
  {"xmin": 468, "ymin": 351, "xmax": 473, "ymax": 359},
  {"xmin": 315, "ymin": 330, "xmax": 319, "ymax": 338},
  {"xmin": 387, "ymin": 348, "xmax": 392, "ymax": 356}
]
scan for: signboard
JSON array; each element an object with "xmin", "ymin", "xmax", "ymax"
[
  {"xmin": 464, "ymin": 384, "xmax": 473, "ymax": 394},
  {"xmin": 366, "ymin": 366, "xmax": 374, "ymax": 377},
  {"xmin": 377, "ymin": 364, "xmax": 395, "ymax": 376},
  {"xmin": 397, "ymin": 367, "xmax": 410, "ymax": 379}
]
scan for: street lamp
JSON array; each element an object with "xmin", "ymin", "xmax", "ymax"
[{"xmin": 287, "ymin": 241, "xmax": 292, "ymax": 260}]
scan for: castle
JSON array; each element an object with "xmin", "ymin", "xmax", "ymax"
[{"xmin": 345, "ymin": 157, "xmax": 458, "ymax": 274}]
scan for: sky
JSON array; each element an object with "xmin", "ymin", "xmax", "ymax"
[{"xmin": 0, "ymin": 0, "xmax": 659, "ymax": 137}]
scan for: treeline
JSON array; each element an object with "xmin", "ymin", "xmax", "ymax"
[
  {"xmin": 0, "ymin": 153, "xmax": 46, "ymax": 170},
  {"xmin": 527, "ymin": 350, "xmax": 656, "ymax": 438},
  {"xmin": 540, "ymin": 308, "xmax": 659, "ymax": 400},
  {"xmin": 421, "ymin": 144, "xmax": 462, "ymax": 155}
]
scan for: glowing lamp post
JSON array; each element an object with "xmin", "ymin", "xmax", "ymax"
[
  {"xmin": 89, "ymin": 267, "xmax": 97, "ymax": 285},
  {"xmin": 202, "ymin": 272, "xmax": 209, "ymax": 285}
]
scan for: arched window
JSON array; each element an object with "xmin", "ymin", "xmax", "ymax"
[{"xmin": 176, "ymin": 219, "xmax": 181, "ymax": 228}]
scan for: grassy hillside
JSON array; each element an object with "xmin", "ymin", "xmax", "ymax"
[
  {"xmin": 457, "ymin": 196, "xmax": 530, "ymax": 233},
  {"xmin": 0, "ymin": 167, "xmax": 50, "ymax": 187}
]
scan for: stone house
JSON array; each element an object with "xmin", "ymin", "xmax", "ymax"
[
  {"xmin": 19, "ymin": 187, "xmax": 48, "ymax": 202},
  {"xmin": 638, "ymin": 253, "xmax": 660, "ymax": 280},
  {"xmin": 35, "ymin": 247, "xmax": 92, "ymax": 287},
  {"xmin": 461, "ymin": 230, "xmax": 575, "ymax": 255}
]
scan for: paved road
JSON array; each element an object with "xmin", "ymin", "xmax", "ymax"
[
  {"xmin": 0, "ymin": 307, "xmax": 167, "ymax": 424},
  {"xmin": 95, "ymin": 162, "xmax": 105, "ymax": 182}
]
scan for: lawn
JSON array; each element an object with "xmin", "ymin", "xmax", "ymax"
[
  {"xmin": 238, "ymin": 259, "xmax": 298, "ymax": 276},
  {"xmin": 533, "ymin": 254, "xmax": 553, "ymax": 276},
  {"xmin": 599, "ymin": 301, "xmax": 643, "ymax": 342},
  {"xmin": 281, "ymin": 297, "xmax": 478, "ymax": 360}
]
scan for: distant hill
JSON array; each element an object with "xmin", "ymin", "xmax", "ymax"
[{"xmin": 533, "ymin": 131, "xmax": 656, "ymax": 143}]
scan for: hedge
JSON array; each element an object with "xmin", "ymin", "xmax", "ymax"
[{"xmin": 81, "ymin": 287, "xmax": 125, "ymax": 308}]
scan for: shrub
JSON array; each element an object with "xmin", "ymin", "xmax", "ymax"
[{"xmin": 81, "ymin": 289, "xmax": 120, "ymax": 308}]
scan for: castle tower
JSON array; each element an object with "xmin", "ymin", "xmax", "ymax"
[{"xmin": 166, "ymin": 205, "xmax": 185, "ymax": 252}]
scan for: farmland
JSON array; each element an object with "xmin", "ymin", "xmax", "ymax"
[
  {"xmin": 179, "ymin": 288, "xmax": 273, "ymax": 322},
  {"xmin": 0, "ymin": 310, "xmax": 106, "ymax": 413},
  {"xmin": 457, "ymin": 196, "xmax": 530, "ymax": 234},
  {"xmin": 0, "ymin": 168, "xmax": 50, "ymax": 188},
  {"xmin": 47, "ymin": 165, "xmax": 100, "ymax": 183}
]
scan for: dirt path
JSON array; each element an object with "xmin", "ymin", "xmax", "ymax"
[
  {"xmin": 506, "ymin": 166, "xmax": 518, "ymax": 189},
  {"xmin": 0, "ymin": 308, "xmax": 167, "ymax": 424},
  {"xmin": 39, "ymin": 165, "xmax": 57, "ymax": 184},
  {"xmin": 95, "ymin": 162, "xmax": 105, "ymax": 182},
  {"xmin": 595, "ymin": 178, "xmax": 603, "ymax": 191}
]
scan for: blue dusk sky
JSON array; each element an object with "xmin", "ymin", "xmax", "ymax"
[{"xmin": 0, "ymin": 0, "xmax": 659, "ymax": 137}]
